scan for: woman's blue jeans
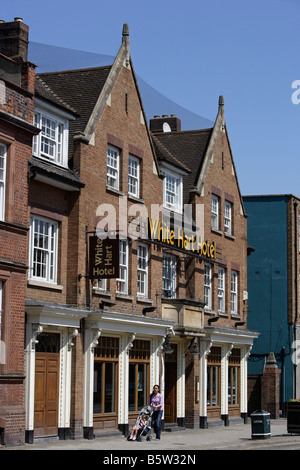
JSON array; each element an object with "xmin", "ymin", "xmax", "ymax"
[{"xmin": 152, "ymin": 410, "xmax": 163, "ymax": 438}]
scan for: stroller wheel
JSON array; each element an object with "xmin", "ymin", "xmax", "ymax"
[
  {"xmin": 146, "ymin": 435, "xmax": 152, "ymax": 441},
  {"xmin": 138, "ymin": 436, "xmax": 143, "ymax": 442}
]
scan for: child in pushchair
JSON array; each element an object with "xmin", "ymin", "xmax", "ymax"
[{"xmin": 127, "ymin": 405, "xmax": 153, "ymax": 441}]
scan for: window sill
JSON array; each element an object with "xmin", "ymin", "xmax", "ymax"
[
  {"xmin": 115, "ymin": 293, "xmax": 133, "ymax": 301},
  {"xmin": 32, "ymin": 154, "xmax": 68, "ymax": 170},
  {"xmin": 136, "ymin": 296, "xmax": 153, "ymax": 304},
  {"xmin": 27, "ymin": 279, "xmax": 63, "ymax": 291},
  {"xmin": 204, "ymin": 308, "xmax": 216, "ymax": 316},
  {"xmin": 128, "ymin": 194, "xmax": 145, "ymax": 204},
  {"xmin": 218, "ymin": 311, "xmax": 228, "ymax": 317},
  {"xmin": 163, "ymin": 206, "xmax": 183, "ymax": 216},
  {"xmin": 92, "ymin": 288, "xmax": 112, "ymax": 297},
  {"xmin": 230, "ymin": 313, "xmax": 241, "ymax": 319},
  {"xmin": 224, "ymin": 233, "xmax": 235, "ymax": 241},
  {"xmin": 211, "ymin": 228, "xmax": 223, "ymax": 236},
  {"xmin": 106, "ymin": 186, "xmax": 124, "ymax": 197}
]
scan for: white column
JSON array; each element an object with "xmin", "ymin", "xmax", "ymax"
[
  {"xmin": 118, "ymin": 333, "xmax": 135, "ymax": 431},
  {"xmin": 59, "ymin": 328, "xmax": 78, "ymax": 431},
  {"xmin": 199, "ymin": 340, "xmax": 212, "ymax": 427},
  {"xmin": 25, "ymin": 323, "xmax": 43, "ymax": 434},
  {"xmin": 240, "ymin": 346, "xmax": 252, "ymax": 417},
  {"xmin": 177, "ymin": 339, "xmax": 185, "ymax": 423},
  {"xmin": 221, "ymin": 343, "xmax": 233, "ymax": 423},
  {"xmin": 83, "ymin": 327, "xmax": 101, "ymax": 429}
]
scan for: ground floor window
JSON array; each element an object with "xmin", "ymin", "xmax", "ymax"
[
  {"xmin": 228, "ymin": 348, "xmax": 240, "ymax": 407},
  {"xmin": 207, "ymin": 347, "xmax": 221, "ymax": 409},
  {"xmin": 129, "ymin": 340, "xmax": 150, "ymax": 413},
  {"xmin": 93, "ymin": 337, "xmax": 119, "ymax": 415}
]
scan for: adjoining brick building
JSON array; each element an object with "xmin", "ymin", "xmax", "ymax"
[
  {"xmin": 0, "ymin": 19, "xmax": 259, "ymax": 445},
  {"xmin": 0, "ymin": 18, "xmax": 39, "ymax": 445}
]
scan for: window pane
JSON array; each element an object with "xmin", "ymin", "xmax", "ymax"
[
  {"xmin": 163, "ymin": 254, "xmax": 176, "ymax": 298},
  {"xmin": 105, "ymin": 362, "xmax": 116, "ymax": 413},
  {"xmin": 30, "ymin": 217, "xmax": 58, "ymax": 282},
  {"xmin": 138, "ymin": 364, "xmax": 147, "ymax": 409},
  {"xmin": 117, "ymin": 240, "xmax": 128, "ymax": 293},
  {"xmin": 137, "ymin": 244, "xmax": 148, "ymax": 296},
  {"xmin": 93, "ymin": 362, "xmax": 103, "ymax": 414},
  {"xmin": 128, "ymin": 363, "xmax": 136, "ymax": 412},
  {"xmin": 107, "ymin": 146, "xmax": 119, "ymax": 189},
  {"xmin": 211, "ymin": 195, "xmax": 219, "ymax": 230},
  {"xmin": 128, "ymin": 156, "xmax": 139, "ymax": 197},
  {"xmin": 224, "ymin": 201, "xmax": 232, "ymax": 234}
]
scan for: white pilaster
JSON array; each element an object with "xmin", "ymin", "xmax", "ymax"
[
  {"xmin": 83, "ymin": 327, "xmax": 101, "ymax": 428},
  {"xmin": 199, "ymin": 340, "xmax": 212, "ymax": 419}
]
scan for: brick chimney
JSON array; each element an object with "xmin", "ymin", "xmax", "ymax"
[
  {"xmin": 0, "ymin": 18, "xmax": 29, "ymax": 62},
  {"xmin": 150, "ymin": 115, "xmax": 181, "ymax": 133}
]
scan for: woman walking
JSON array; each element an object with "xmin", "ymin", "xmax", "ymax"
[{"xmin": 148, "ymin": 384, "xmax": 163, "ymax": 439}]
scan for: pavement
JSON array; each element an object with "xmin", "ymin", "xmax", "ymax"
[{"xmin": 2, "ymin": 417, "xmax": 300, "ymax": 454}]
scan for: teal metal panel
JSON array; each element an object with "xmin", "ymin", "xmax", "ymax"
[{"xmin": 244, "ymin": 195, "xmax": 293, "ymax": 403}]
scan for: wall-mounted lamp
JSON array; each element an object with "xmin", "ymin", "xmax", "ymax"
[
  {"xmin": 162, "ymin": 337, "xmax": 174, "ymax": 355},
  {"xmin": 142, "ymin": 306, "xmax": 157, "ymax": 316},
  {"xmin": 189, "ymin": 337, "xmax": 200, "ymax": 355},
  {"xmin": 208, "ymin": 315, "xmax": 220, "ymax": 325}
]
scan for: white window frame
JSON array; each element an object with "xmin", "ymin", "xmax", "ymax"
[
  {"xmin": 231, "ymin": 271, "xmax": 238, "ymax": 314},
  {"xmin": 137, "ymin": 243, "xmax": 148, "ymax": 297},
  {"xmin": 29, "ymin": 215, "xmax": 59, "ymax": 284},
  {"xmin": 128, "ymin": 155, "xmax": 140, "ymax": 198},
  {"xmin": 107, "ymin": 145, "xmax": 120, "ymax": 190},
  {"xmin": 211, "ymin": 195, "xmax": 219, "ymax": 230},
  {"xmin": 0, "ymin": 144, "xmax": 7, "ymax": 222},
  {"xmin": 224, "ymin": 201, "xmax": 232, "ymax": 235},
  {"xmin": 163, "ymin": 169, "xmax": 183, "ymax": 214},
  {"xmin": 116, "ymin": 239, "xmax": 128, "ymax": 294},
  {"xmin": 162, "ymin": 254, "xmax": 176, "ymax": 299},
  {"xmin": 93, "ymin": 278, "xmax": 107, "ymax": 291},
  {"xmin": 204, "ymin": 263, "xmax": 212, "ymax": 310},
  {"xmin": 33, "ymin": 104, "xmax": 69, "ymax": 168},
  {"xmin": 218, "ymin": 267, "xmax": 225, "ymax": 312}
]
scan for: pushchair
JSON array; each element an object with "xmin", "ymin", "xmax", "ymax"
[{"xmin": 127, "ymin": 404, "xmax": 153, "ymax": 442}]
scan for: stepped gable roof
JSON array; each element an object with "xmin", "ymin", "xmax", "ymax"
[
  {"xmin": 36, "ymin": 65, "xmax": 112, "ymax": 155},
  {"xmin": 152, "ymin": 128, "xmax": 213, "ymax": 204}
]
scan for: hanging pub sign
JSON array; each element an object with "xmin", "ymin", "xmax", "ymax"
[{"xmin": 89, "ymin": 236, "xmax": 119, "ymax": 279}]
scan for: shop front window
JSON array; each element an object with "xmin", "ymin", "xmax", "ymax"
[
  {"xmin": 128, "ymin": 340, "xmax": 150, "ymax": 413},
  {"xmin": 228, "ymin": 348, "xmax": 240, "ymax": 407},
  {"xmin": 94, "ymin": 337, "xmax": 119, "ymax": 415},
  {"xmin": 207, "ymin": 347, "xmax": 221, "ymax": 409}
]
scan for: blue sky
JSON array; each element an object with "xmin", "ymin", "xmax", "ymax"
[{"xmin": 2, "ymin": 0, "xmax": 300, "ymax": 196}]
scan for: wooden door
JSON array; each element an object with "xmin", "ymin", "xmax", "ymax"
[{"xmin": 34, "ymin": 352, "xmax": 60, "ymax": 437}]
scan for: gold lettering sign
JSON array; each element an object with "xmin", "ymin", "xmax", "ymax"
[
  {"xmin": 89, "ymin": 236, "xmax": 119, "ymax": 279},
  {"xmin": 148, "ymin": 217, "xmax": 216, "ymax": 260}
]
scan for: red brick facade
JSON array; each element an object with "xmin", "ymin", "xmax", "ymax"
[
  {"xmin": 0, "ymin": 18, "xmax": 38, "ymax": 445},
  {"xmin": 0, "ymin": 20, "xmax": 259, "ymax": 445}
]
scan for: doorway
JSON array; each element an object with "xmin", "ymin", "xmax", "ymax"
[
  {"xmin": 164, "ymin": 344, "xmax": 177, "ymax": 423},
  {"xmin": 34, "ymin": 333, "xmax": 60, "ymax": 437}
]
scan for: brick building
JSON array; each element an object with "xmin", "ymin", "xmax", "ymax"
[
  {"xmin": 0, "ymin": 20, "xmax": 259, "ymax": 445},
  {"xmin": 150, "ymin": 99, "xmax": 259, "ymax": 428},
  {"xmin": 0, "ymin": 18, "xmax": 38, "ymax": 445}
]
